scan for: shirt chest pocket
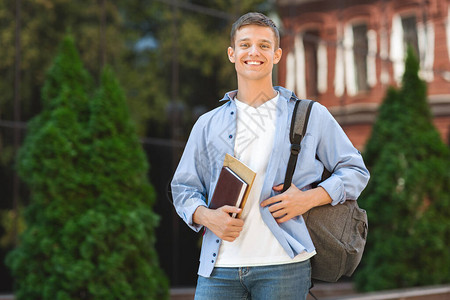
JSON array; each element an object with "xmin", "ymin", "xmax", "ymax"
[{"xmin": 292, "ymin": 134, "xmax": 319, "ymax": 184}]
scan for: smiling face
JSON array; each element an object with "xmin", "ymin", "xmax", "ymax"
[{"xmin": 228, "ymin": 25, "xmax": 282, "ymax": 84}]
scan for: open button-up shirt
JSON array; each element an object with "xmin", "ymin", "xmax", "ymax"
[{"xmin": 171, "ymin": 86, "xmax": 370, "ymax": 277}]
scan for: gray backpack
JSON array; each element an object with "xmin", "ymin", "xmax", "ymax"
[{"xmin": 283, "ymin": 98, "xmax": 368, "ymax": 282}]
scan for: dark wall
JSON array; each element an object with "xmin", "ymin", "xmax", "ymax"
[{"xmin": 144, "ymin": 142, "xmax": 200, "ymax": 287}]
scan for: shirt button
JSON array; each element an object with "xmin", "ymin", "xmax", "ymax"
[
  {"xmin": 229, "ymin": 135, "xmax": 233, "ymax": 139},
  {"xmin": 213, "ymin": 253, "xmax": 216, "ymax": 257},
  {"xmin": 231, "ymin": 111, "xmax": 234, "ymax": 115},
  {"xmin": 216, "ymin": 239, "xmax": 220, "ymax": 243},
  {"xmin": 211, "ymin": 260, "xmax": 214, "ymax": 263}
]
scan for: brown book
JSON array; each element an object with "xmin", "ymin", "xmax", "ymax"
[
  {"xmin": 209, "ymin": 154, "xmax": 256, "ymax": 218},
  {"xmin": 210, "ymin": 167, "xmax": 248, "ymax": 217}
]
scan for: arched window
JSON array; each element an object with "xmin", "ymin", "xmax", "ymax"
[
  {"xmin": 304, "ymin": 30, "xmax": 319, "ymax": 98},
  {"xmin": 353, "ymin": 23, "xmax": 370, "ymax": 92},
  {"xmin": 391, "ymin": 13, "xmax": 434, "ymax": 83},
  {"xmin": 285, "ymin": 30, "xmax": 327, "ymax": 99},
  {"xmin": 340, "ymin": 21, "xmax": 375, "ymax": 96},
  {"xmin": 402, "ymin": 15, "xmax": 420, "ymax": 56}
]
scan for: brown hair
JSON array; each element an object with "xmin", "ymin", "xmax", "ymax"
[{"xmin": 230, "ymin": 12, "xmax": 280, "ymax": 49}]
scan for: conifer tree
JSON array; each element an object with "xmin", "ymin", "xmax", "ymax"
[
  {"xmin": 7, "ymin": 36, "xmax": 167, "ymax": 299},
  {"xmin": 355, "ymin": 47, "xmax": 450, "ymax": 291},
  {"xmin": 6, "ymin": 35, "xmax": 94, "ymax": 300},
  {"xmin": 81, "ymin": 67, "xmax": 168, "ymax": 299}
]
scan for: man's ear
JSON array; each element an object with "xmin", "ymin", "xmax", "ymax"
[
  {"xmin": 274, "ymin": 48, "xmax": 282, "ymax": 65},
  {"xmin": 227, "ymin": 47, "xmax": 235, "ymax": 63}
]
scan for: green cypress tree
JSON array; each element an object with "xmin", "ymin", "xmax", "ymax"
[
  {"xmin": 355, "ymin": 47, "xmax": 450, "ymax": 291},
  {"xmin": 80, "ymin": 66, "xmax": 168, "ymax": 299},
  {"xmin": 7, "ymin": 36, "xmax": 168, "ymax": 299},
  {"xmin": 6, "ymin": 36, "xmax": 93, "ymax": 300}
]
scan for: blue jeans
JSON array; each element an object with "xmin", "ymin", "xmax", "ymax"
[{"xmin": 194, "ymin": 260, "xmax": 311, "ymax": 300}]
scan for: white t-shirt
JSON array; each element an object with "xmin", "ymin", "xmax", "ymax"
[{"xmin": 215, "ymin": 92, "xmax": 315, "ymax": 267}]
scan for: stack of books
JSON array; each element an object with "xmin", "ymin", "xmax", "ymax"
[{"xmin": 209, "ymin": 154, "xmax": 256, "ymax": 218}]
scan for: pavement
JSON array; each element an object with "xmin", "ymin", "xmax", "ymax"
[{"xmin": 1, "ymin": 283, "xmax": 449, "ymax": 300}]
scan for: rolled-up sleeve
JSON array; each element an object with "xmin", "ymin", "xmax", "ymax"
[
  {"xmin": 171, "ymin": 117, "xmax": 209, "ymax": 232},
  {"xmin": 314, "ymin": 104, "xmax": 370, "ymax": 205}
]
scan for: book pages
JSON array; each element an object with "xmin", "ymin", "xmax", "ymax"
[{"xmin": 223, "ymin": 153, "xmax": 256, "ymax": 219}]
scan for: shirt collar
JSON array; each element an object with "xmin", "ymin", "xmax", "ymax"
[{"xmin": 219, "ymin": 86, "xmax": 297, "ymax": 102}]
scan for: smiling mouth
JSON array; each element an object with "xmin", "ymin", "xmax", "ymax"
[{"xmin": 245, "ymin": 61, "xmax": 263, "ymax": 65}]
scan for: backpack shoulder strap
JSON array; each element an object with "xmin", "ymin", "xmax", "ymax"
[{"xmin": 282, "ymin": 99, "xmax": 315, "ymax": 192}]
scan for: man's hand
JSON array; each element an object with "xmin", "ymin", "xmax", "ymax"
[
  {"xmin": 261, "ymin": 184, "xmax": 332, "ymax": 223},
  {"xmin": 193, "ymin": 205, "xmax": 244, "ymax": 242}
]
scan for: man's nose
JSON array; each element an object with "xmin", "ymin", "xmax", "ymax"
[{"xmin": 248, "ymin": 45, "xmax": 260, "ymax": 56}]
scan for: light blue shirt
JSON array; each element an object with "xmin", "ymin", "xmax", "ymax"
[{"xmin": 171, "ymin": 86, "xmax": 370, "ymax": 277}]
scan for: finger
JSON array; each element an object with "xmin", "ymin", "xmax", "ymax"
[
  {"xmin": 272, "ymin": 184, "xmax": 284, "ymax": 191},
  {"xmin": 223, "ymin": 236, "xmax": 238, "ymax": 242},
  {"xmin": 229, "ymin": 218, "xmax": 244, "ymax": 228},
  {"xmin": 221, "ymin": 205, "xmax": 242, "ymax": 214},
  {"xmin": 223, "ymin": 231, "xmax": 240, "ymax": 238},
  {"xmin": 261, "ymin": 194, "xmax": 283, "ymax": 207},
  {"xmin": 276, "ymin": 214, "xmax": 291, "ymax": 223},
  {"xmin": 267, "ymin": 201, "xmax": 285, "ymax": 213},
  {"xmin": 271, "ymin": 209, "xmax": 288, "ymax": 219},
  {"xmin": 223, "ymin": 231, "xmax": 241, "ymax": 242}
]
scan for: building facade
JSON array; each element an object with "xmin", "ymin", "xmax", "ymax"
[{"xmin": 277, "ymin": 0, "xmax": 450, "ymax": 149}]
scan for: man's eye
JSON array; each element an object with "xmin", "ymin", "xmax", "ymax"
[
  {"xmin": 240, "ymin": 43, "xmax": 249, "ymax": 48},
  {"xmin": 261, "ymin": 44, "xmax": 270, "ymax": 49}
]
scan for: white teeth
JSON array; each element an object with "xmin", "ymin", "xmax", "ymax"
[{"xmin": 247, "ymin": 61, "xmax": 261, "ymax": 65}]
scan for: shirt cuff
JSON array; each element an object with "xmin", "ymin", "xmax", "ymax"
[
  {"xmin": 180, "ymin": 200, "xmax": 207, "ymax": 232},
  {"xmin": 318, "ymin": 175, "xmax": 346, "ymax": 206}
]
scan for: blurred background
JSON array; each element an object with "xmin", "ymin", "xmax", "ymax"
[{"xmin": 1, "ymin": 0, "xmax": 449, "ymax": 299}]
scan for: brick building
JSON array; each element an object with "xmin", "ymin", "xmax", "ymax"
[{"xmin": 276, "ymin": 0, "xmax": 450, "ymax": 149}]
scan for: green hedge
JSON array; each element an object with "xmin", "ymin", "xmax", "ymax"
[
  {"xmin": 355, "ymin": 47, "xmax": 450, "ymax": 291},
  {"xmin": 6, "ymin": 36, "xmax": 168, "ymax": 300}
]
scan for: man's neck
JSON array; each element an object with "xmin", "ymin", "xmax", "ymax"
[{"xmin": 236, "ymin": 78, "xmax": 277, "ymax": 108}]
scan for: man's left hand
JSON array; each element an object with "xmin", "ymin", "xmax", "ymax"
[{"xmin": 261, "ymin": 184, "xmax": 332, "ymax": 223}]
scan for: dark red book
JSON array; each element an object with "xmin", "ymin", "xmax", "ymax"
[{"xmin": 209, "ymin": 166, "xmax": 248, "ymax": 217}]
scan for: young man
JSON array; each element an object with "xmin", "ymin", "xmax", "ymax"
[{"xmin": 171, "ymin": 12, "xmax": 369, "ymax": 300}]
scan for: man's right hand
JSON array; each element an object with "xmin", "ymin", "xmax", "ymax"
[{"xmin": 193, "ymin": 205, "xmax": 244, "ymax": 242}]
